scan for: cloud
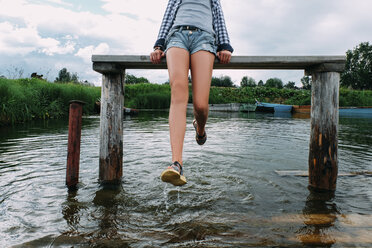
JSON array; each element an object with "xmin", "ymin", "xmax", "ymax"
[
  {"xmin": 44, "ymin": 0, "xmax": 73, "ymax": 7},
  {"xmin": 75, "ymin": 43, "xmax": 110, "ymax": 63},
  {"xmin": 1, "ymin": 0, "xmax": 372, "ymax": 86},
  {"xmin": 0, "ymin": 21, "xmax": 75, "ymax": 55}
]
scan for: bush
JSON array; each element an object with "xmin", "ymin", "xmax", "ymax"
[{"xmin": 127, "ymin": 92, "xmax": 170, "ymax": 109}]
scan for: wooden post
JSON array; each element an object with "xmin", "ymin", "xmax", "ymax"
[
  {"xmin": 99, "ymin": 72, "xmax": 125, "ymax": 184},
  {"xmin": 308, "ymin": 71, "xmax": 340, "ymax": 191},
  {"xmin": 66, "ymin": 100, "xmax": 84, "ymax": 189}
]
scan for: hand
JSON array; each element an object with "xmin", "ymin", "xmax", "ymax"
[
  {"xmin": 217, "ymin": 50, "xmax": 232, "ymax": 64},
  {"xmin": 150, "ymin": 49, "xmax": 165, "ymax": 64}
]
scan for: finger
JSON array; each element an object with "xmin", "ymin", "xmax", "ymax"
[
  {"xmin": 226, "ymin": 54, "xmax": 231, "ymax": 63},
  {"xmin": 155, "ymin": 52, "xmax": 161, "ymax": 64},
  {"xmin": 221, "ymin": 54, "xmax": 227, "ymax": 64},
  {"xmin": 226, "ymin": 54, "xmax": 231, "ymax": 64},
  {"xmin": 152, "ymin": 52, "xmax": 159, "ymax": 63}
]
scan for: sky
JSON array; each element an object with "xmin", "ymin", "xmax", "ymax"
[{"xmin": 1, "ymin": 0, "xmax": 372, "ymax": 86}]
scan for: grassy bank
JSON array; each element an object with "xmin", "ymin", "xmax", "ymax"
[
  {"xmin": 2, "ymin": 79, "xmax": 371, "ymax": 126},
  {"xmin": 125, "ymin": 83, "xmax": 171, "ymax": 109},
  {"xmin": 125, "ymin": 84, "xmax": 314, "ymax": 107},
  {"xmin": 0, "ymin": 78, "xmax": 100, "ymax": 126}
]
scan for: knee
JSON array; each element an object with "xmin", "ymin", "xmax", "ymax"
[
  {"xmin": 170, "ymin": 80, "xmax": 189, "ymax": 104},
  {"xmin": 193, "ymin": 101, "xmax": 209, "ymax": 115}
]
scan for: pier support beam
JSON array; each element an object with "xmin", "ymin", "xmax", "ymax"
[
  {"xmin": 308, "ymin": 70, "xmax": 340, "ymax": 191},
  {"xmin": 99, "ymin": 71, "xmax": 125, "ymax": 184}
]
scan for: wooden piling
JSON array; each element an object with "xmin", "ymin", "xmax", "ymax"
[
  {"xmin": 66, "ymin": 100, "xmax": 84, "ymax": 189},
  {"xmin": 308, "ymin": 71, "xmax": 340, "ymax": 191},
  {"xmin": 99, "ymin": 72, "xmax": 125, "ymax": 184}
]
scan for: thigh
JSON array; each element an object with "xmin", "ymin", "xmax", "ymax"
[
  {"xmin": 190, "ymin": 51, "xmax": 215, "ymax": 102},
  {"xmin": 166, "ymin": 47, "xmax": 190, "ymax": 88}
]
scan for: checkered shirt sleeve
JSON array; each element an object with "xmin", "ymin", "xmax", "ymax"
[
  {"xmin": 154, "ymin": 0, "xmax": 181, "ymax": 50},
  {"xmin": 211, "ymin": 0, "xmax": 233, "ymax": 52}
]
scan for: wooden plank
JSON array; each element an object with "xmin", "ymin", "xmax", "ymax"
[
  {"xmin": 308, "ymin": 72, "xmax": 340, "ymax": 191},
  {"xmin": 92, "ymin": 55, "xmax": 346, "ymax": 72},
  {"xmin": 99, "ymin": 72, "xmax": 125, "ymax": 184}
]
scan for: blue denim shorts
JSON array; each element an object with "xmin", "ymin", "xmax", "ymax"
[{"xmin": 165, "ymin": 27, "xmax": 217, "ymax": 56}]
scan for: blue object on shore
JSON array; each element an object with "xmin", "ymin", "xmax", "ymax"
[
  {"xmin": 339, "ymin": 107, "xmax": 372, "ymax": 118},
  {"xmin": 256, "ymin": 101, "xmax": 293, "ymax": 113}
]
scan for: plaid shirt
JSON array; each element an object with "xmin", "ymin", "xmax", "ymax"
[{"xmin": 154, "ymin": 0, "xmax": 233, "ymax": 53}]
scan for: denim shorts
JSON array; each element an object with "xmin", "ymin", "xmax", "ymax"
[{"xmin": 165, "ymin": 27, "xmax": 217, "ymax": 56}]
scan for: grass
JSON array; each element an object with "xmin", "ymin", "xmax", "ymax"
[{"xmin": 0, "ymin": 78, "xmax": 100, "ymax": 126}]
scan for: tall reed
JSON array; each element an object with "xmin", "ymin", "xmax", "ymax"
[{"xmin": 0, "ymin": 78, "xmax": 100, "ymax": 125}]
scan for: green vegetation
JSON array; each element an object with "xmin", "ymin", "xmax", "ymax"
[
  {"xmin": 339, "ymin": 88, "xmax": 372, "ymax": 107},
  {"xmin": 341, "ymin": 42, "xmax": 372, "ymax": 90},
  {"xmin": 0, "ymin": 78, "xmax": 100, "ymax": 126},
  {"xmin": 240, "ymin": 76, "xmax": 256, "ymax": 87},
  {"xmin": 55, "ymin": 68, "xmax": 79, "ymax": 84},
  {"xmin": 2, "ymin": 78, "xmax": 371, "ymax": 126},
  {"xmin": 208, "ymin": 86, "xmax": 311, "ymax": 105},
  {"xmin": 125, "ymin": 83, "xmax": 171, "ymax": 109},
  {"xmin": 211, "ymin": 75, "xmax": 235, "ymax": 87},
  {"xmin": 125, "ymin": 74, "xmax": 150, "ymax": 84}
]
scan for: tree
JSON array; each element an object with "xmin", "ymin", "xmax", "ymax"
[
  {"xmin": 55, "ymin": 68, "xmax": 81, "ymax": 84},
  {"xmin": 341, "ymin": 42, "xmax": 372, "ymax": 90},
  {"xmin": 71, "ymin": 73, "xmax": 79, "ymax": 84},
  {"xmin": 125, "ymin": 74, "xmax": 150, "ymax": 84},
  {"xmin": 55, "ymin": 68, "xmax": 71, "ymax": 83},
  {"xmin": 301, "ymin": 76, "xmax": 311, "ymax": 90},
  {"xmin": 240, "ymin": 76, "xmax": 256, "ymax": 87},
  {"xmin": 265, "ymin": 78, "xmax": 283, "ymax": 89},
  {"xmin": 211, "ymin": 75, "xmax": 234, "ymax": 87},
  {"xmin": 257, "ymin": 80, "xmax": 264, "ymax": 87},
  {"xmin": 284, "ymin": 81, "xmax": 297, "ymax": 89}
]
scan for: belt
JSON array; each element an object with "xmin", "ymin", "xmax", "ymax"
[{"xmin": 177, "ymin": 25, "xmax": 201, "ymax": 31}]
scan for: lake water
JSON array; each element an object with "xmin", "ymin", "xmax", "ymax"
[{"xmin": 0, "ymin": 111, "xmax": 371, "ymax": 247}]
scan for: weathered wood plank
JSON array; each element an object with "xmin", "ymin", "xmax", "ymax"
[
  {"xmin": 92, "ymin": 55, "xmax": 345, "ymax": 72},
  {"xmin": 99, "ymin": 72, "xmax": 125, "ymax": 184},
  {"xmin": 308, "ymin": 72, "xmax": 340, "ymax": 191}
]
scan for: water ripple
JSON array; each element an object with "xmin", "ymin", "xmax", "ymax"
[{"xmin": 0, "ymin": 113, "xmax": 371, "ymax": 247}]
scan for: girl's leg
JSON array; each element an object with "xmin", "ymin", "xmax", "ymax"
[
  {"xmin": 190, "ymin": 51, "xmax": 215, "ymax": 136},
  {"xmin": 166, "ymin": 47, "xmax": 190, "ymax": 165}
]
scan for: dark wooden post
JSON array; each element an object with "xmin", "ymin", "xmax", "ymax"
[
  {"xmin": 98, "ymin": 71, "xmax": 125, "ymax": 184},
  {"xmin": 66, "ymin": 100, "xmax": 84, "ymax": 189},
  {"xmin": 307, "ymin": 66, "xmax": 341, "ymax": 191}
]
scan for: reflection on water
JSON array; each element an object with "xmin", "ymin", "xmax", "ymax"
[
  {"xmin": 298, "ymin": 190, "xmax": 338, "ymax": 247},
  {"xmin": 1, "ymin": 112, "xmax": 371, "ymax": 247}
]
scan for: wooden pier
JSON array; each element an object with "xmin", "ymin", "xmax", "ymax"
[{"xmin": 92, "ymin": 55, "xmax": 345, "ymax": 191}]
